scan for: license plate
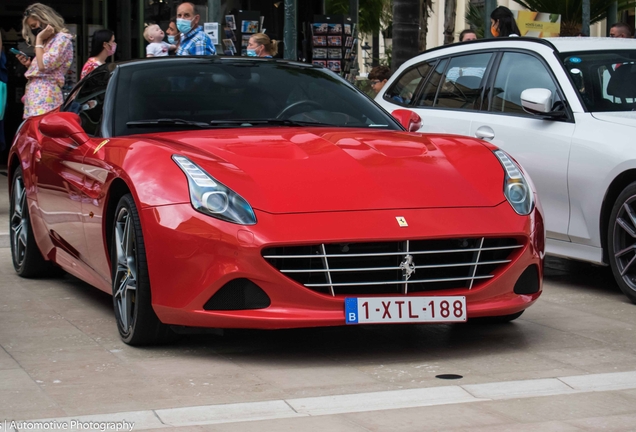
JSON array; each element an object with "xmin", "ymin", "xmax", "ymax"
[{"xmin": 345, "ymin": 296, "xmax": 467, "ymax": 324}]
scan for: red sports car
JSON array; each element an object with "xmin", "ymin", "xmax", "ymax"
[{"xmin": 8, "ymin": 58, "xmax": 544, "ymax": 345}]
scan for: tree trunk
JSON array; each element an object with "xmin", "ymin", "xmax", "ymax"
[
  {"xmin": 372, "ymin": 31, "xmax": 380, "ymax": 67},
  {"xmin": 392, "ymin": 0, "xmax": 420, "ymax": 72},
  {"xmin": 419, "ymin": 0, "xmax": 432, "ymax": 52},
  {"xmin": 582, "ymin": 0, "xmax": 590, "ymax": 36},
  {"xmin": 443, "ymin": 0, "xmax": 457, "ymax": 45}
]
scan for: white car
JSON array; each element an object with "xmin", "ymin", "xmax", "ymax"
[{"xmin": 376, "ymin": 37, "xmax": 636, "ymax": 303}]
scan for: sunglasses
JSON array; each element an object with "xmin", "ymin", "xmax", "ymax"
[{"xmin": 23, "ymin": 9, "xmax": 34, "ymax": 17}]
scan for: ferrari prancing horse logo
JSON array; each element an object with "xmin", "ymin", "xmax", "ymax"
[{"xmin": 396, "ymin": 216, "xmax": 408, "ymax": 227}]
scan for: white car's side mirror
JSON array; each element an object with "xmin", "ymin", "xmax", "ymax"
[{"xmin": 520, "ymin": 88, "xmax": 553, "ymax": 114}]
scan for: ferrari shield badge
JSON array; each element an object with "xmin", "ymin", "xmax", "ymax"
[{"xmin": 396, "ymin": 216, "xmax": 408, "ymax": 227}]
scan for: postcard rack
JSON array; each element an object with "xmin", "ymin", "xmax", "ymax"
[
  {"xmin": 222, "ymin": 10, "xmax": 262, "ymax": 56},
  {"xmin": 310, "ymin": 15, "xmax": 357, "ymax": 77}
]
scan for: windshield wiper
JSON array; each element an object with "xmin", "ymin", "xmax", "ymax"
[
  {"xmin": 126, "ymin": 118, "xmax": 329, "ymax": 129},
  {"xmin": 208, "ymin": 119, "xmax": 328, "ymax": 127},
  {"xmin": 126, "ymin": 118, "xmax": 212, "ymax": 128}
]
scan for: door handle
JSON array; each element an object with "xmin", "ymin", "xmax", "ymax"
[{"xmin": 475, "ymin": 126, "xmax": 495, "ymax": 141}]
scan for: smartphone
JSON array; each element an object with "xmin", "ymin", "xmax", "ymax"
[{"xmin": 9, "ymin": 48, "xmax": 29, "ymax": 57}]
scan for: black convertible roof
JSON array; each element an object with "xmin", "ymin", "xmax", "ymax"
[{"xmin": 113, "ymin": 55, "xmax": 317, "ymax": 69}]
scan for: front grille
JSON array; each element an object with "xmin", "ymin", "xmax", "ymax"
[{"xmin": 262, "ymin": 238, "xmax": 523, "ymax": 296}]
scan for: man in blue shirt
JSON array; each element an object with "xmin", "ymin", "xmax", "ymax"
[{"xmin": 176, "ymin": 2, "xmax": 216, "ymax": 56}]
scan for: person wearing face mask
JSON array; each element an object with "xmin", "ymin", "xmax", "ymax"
[
  {"xmin": 81, "ymin": 29, "xmax": 115, "ymax": 79},
  {"xmin": 490, "ymin": 6, "xmax": 520, "ymax": 38},
  {"xmin": 17, "ymin": 3, "xmax": 74, "ymax": 119},
  {"xmin": 175, "ymin": 2, "xmax": 215, "ymax": 56},
  {"xmin": 166, "ymin": 17, "xmax": 181, "ymax": 54},
  {"xmin": 246, "ymin": 33, "xmax": 278, "ymax": 58}
]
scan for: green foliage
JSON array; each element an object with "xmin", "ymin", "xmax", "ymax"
[
  {"xmin": 380, "ymin": 45, "xmax": 392, "ymax": 67},
  {"xmin": 465, "ymin": 1, "xmax": 485, "ymax": 39},
  {"xmin": 512, "ymin": 0, "xmax": 636, "ymax": 26},
  {"xmin": 326, "ymin": 0, "xmax": 392, "ymax": 34}
]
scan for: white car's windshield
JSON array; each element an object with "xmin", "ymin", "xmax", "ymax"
[{"xmin": 560, "ymin": 50, "xmax": 636, "ymax": 112}]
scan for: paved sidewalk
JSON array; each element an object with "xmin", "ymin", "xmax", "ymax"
[{"xmin": 2, "ymin": 166, "xmax": 636, "ymax": 431}]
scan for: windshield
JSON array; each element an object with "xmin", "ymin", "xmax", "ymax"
[
  {"xmin": 559, "ymin": 50, "xmax": 636, "ymax": 112},
  {"xmin": 113, "ymin": 59, "xmax": 401, "ymax": 136}
]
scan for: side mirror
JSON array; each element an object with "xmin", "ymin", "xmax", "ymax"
[
  {"xmin": 39, "ymin": 112, "xmax": 89, "ymax": 145},
  {"xmin": 520, "ymin": 88, "xmax": 566, "ymax": 119},
  {"xmin": 391, "ymin": 109, "xmax": 422, "ymax": 132}
]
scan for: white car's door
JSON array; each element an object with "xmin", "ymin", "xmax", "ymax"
[
  {"xmin": 468, "ymin": 51, "xmax": 575, "ymax": 241},
  {"xmin": 381, "ymin": 52, "xmax": 495, "ymax": 137}
]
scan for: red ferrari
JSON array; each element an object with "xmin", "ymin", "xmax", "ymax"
[{"xmin": 8, "ymin": 58, "xmax": 544, "ymax": 345}]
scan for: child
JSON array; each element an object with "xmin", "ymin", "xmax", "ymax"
[{"xmin": 144, "ymin": 24, "xmax": 175, "ymax": 57}]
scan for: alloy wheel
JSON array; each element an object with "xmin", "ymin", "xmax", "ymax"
[
  {"xmin": 10, "ymin": 175, "xmax": 28, "ymax": 268},
  {"xmin": 113, "ymin": 206, "xmax": 138, "ymax": 336},
  {"xmin": 612, "ymin": 194, "xmax": 636, "ymax": 292}
]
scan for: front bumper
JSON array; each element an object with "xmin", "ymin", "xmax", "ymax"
[{"xmin": 141, "ymin": 202, "xmax": 543, "ymax": 329}]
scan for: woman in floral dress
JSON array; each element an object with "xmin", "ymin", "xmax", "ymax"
[{"xmin": 16, "ymin": 3, "xmax": 73, "ymax": 119}]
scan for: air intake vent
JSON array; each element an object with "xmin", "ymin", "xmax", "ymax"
[
  {"xmin": 204, "ymin": 279, "xmax": 271, "ymax": 310},
  {"xmin": 263, "ymin": 238, "xmax": 522, "ymax": 296}
]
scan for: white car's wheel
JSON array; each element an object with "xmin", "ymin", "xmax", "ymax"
[{"xmin": 608, "ymin": 182, "xmax": 636, "ymax": 304}]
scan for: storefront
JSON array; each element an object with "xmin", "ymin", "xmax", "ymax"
[{"xmin": 0, "ymin": 0, "xmax": 328, "ymax": 159}]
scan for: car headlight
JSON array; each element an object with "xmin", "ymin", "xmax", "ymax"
[
  {"xmin": 173, "ymin": 155, "xmax": 256, "ymax": 225},
  {"xmin": 493, "ymin": 150, "xmax": 534, "ymax": 216}
]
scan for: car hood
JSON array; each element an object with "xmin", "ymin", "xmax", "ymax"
[
  {"xmin": 149, "ymin": 128, "xmax": 505, "ymax": 214},
  {"xmin": 591, "ymin": 112, "xmax": 636, "ymax": 128}
]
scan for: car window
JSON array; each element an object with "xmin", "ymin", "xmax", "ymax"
[
  {"xmin": 62, "ymin": 71, "xmax": 109, "ymax": 136},
  {"xmin": 560, "ymin": 50, "xmax": 636, "ymax": 112},
  {"xmin": 384, "ymin": 62, "xmax": 435, "ymax": 106},
  {"xmin": 434, "ymin": 53, "xmax": 492, "ymax": 110},
  {"xmin": 490, "ymin": 52, "xmax": 561, "ymax": 115},
  {"xmin": 413, "ymin": 59, "xmax": 448, "ymax": 107}
]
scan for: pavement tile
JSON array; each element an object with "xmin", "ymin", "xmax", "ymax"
[
  {"xmin": 251, "ymin": 365, "xmax": 380, "ymax": 392},
  {"xmin": 475, "ymin": 391, "xmax": 636, "ymax": 423},
  {"xmin": 144, "ymin": 415, "xmax": 369, "ymax": 432},
  {"xmin": 342, "ymin": 403, "xmax": 508, "ymax": 432},
  {"xmin": 539, "ymin": 347, "xmax": 636, "ymax": 369},
  {"xmin": 0, "ymin": 369, "xmax": 64, "ymax": 418},
  {"xmin": 0, "ymin": 346, "xmax": 20, "ymax": 370},
  {"xmin": 448, "ymin": 420, "xmax": 584, "ymax": 432},
  {"xmin": 566, "ymin": 412, "xmax": 636, "ymax": 431}
]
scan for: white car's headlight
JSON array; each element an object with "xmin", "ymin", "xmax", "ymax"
[
  {"xmin": 173, "ymin": 155, "xmax": 256, "ymax": 225},
  {"xmin": 493, "ymin": 150, "xmax": 534, "ymax": 216}
]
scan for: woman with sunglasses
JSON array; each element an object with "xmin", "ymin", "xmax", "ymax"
[
  {"xmin": 17, "ymin": 3, "xmax": 73, "ymax": 119},
  {"xmin": 81, "ymin": 29, "xmax": 116, "ymax": 79}
]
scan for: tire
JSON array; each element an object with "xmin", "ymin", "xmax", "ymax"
[
  {"xmin": 111, "ymin": 194, "xmax": 177, "ymax": 345},
  {"xmin": 608, "ymin": 182, "xmax": 636, "ymax": 304},
  {"xmin": 10, "ymin": 167, "xmax": 60, "ymax": 278}
]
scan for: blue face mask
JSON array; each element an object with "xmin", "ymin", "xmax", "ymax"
[
  {"xmin": 176, "ymin": 18, "xmax": 192, "ymax": 34},
  {"xmin": 167, "ymin": 35, "xmax": 176, "ymax": 44},
  {"xmin": 246, "ymin": 49, "xmax": 258, "ymax": 57}
]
